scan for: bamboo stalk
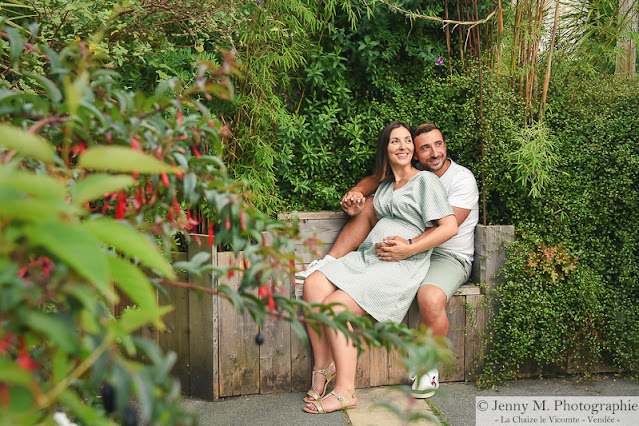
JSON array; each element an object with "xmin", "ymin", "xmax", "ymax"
[
  {"xmin": 457, "ymin": 2, "xmax": 465, "ymax": 68},
  {"xmin": 540, "ymin": 0, "xmax": 560, "ymax": 122},
  {"xmin": 445, "ymin": 0, "xmax": 453, "ymax": 78},
  {"xmin": 472, "ymin": 0, "xmax": 487, "ymax": 225}
]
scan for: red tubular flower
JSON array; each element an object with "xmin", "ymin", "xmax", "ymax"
[
  {"xmin": 227, "ymin": 258, "xmax": 235, "ymax": 278},
  {"xmin": 240, "ymin": 210, "xmax": 247, "ymax": 231},
  {"xmin": 161, "ymin": 172, "xmax": 169, "ymax": 188},
  {"xmin": 131, "ymin": 138, "xmax": 140, "ymax": 150},
  {"xmin": 17, "ymin": 267, "xmax": 29, "ymax": 279},
  {"xmin": 135, "ymin": 187, "xmax": 143, "ymax": 210},
  {"xmin": 173, "ymin": 166, "xmax": 183, "ymax": 180},
  {"xmin": 208, "ymin": 223, "xmax": 215, "ymax": 247},
  {"xmin": 0, "ymin": 332, "xmax": 14, "ymax": 355},
  {"xmin": 146, "ymin": 182, "xmax": 153, "ymax": 201},
  {"xmin": 192, "ymin": 144, "xmax": 201, "ymax": 157},
  {"xmin": 268, "ymin": 295, "xmax": 275, "ymax": 311},
  {"xmin": 177, "ymin": 109, "xmax": 183, "ymax": 125},
  {"xmin": 192, "ymin": 232, "xmax": 201, "ymax": 246},
  {"xmin": 173, "ymin": 197, "xmax": 181, "ymax": 216},
  {"xmin": 16, "ymin": 337, "xmax": 37, "ymax": 371},
  {"xmin": 186, "ymin": 210, "xmax": 199, "ymax": 231},
  {"xmin": 225, "ymin": 217, "xmax": 231, "ymax": 231},
  {"xmin": 115, "ymin": 191, "xmax": 126, "ymax": 219},
  {"xmin": 168, "ymin": 208, "xmax": 174, "ymax": 223},
  {"xmin": 40, "ymin": 257, "xmax": 52, "ymax": 278}
]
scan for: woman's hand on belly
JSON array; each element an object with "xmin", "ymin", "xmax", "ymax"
[{"xmin": 374, "ymin": 236, "xmax": 414, "ymax": 261}]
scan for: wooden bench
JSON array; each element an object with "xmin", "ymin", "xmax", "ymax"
[{"xmin": 137, "ymin": 212, "xmax": 513, "ymax": 400}]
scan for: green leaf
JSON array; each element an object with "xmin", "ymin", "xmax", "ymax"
[
  {"xmin": 85, "ymin": 218, "xmax": 175, "ymax": 279},
  {"xmin": 107, "ymin": 255, "xmax": 156, "ymax": 309},
  {"xmin": 63, "ymin": 71, "xmax": 88, "ymax": 117},
  {"xmin": 1, "ymin": 168, "xmax": 66, "ymax": 201},
  {"xmin": 0, "ymin": 198, "xmax": 76, "ymax": 222},
  {"xmin": 6, "ymin": 27, "xmax": 24, "ymax": 63},
  {"xmin": 19, "ymin": 310, "xmax": 79, "ymax": 352},
  {"xmin": 291, "ymin": 320, "xmax": 308, "ymax": 342},
  {"xmin": 59, "ymin": 389, "xmax": 110, "ymax": 426},
  {"xmin": 24, "ymin": 222, "xmax": 112, "ymax": 300},
  {"xmin": 70, "ymin": 173, "xmax": 134, "ymax": 204},
  {"xmin": 0, "ymin": 359, "xmax": 31, "ymax": 385},
  {"xmin": 78, "ymin": 146, "xmax": 177, "ymax": 174},
  {"xmin": 53, "ymin": 349, "xmax": 73, "ymax": 384},
  {"xmin": 23, "ymin": 71, "xmax": 63, "ymax": 104},
  {"xmin": 0, "ymin": 124, "xmax": 54, "ymax": 162},
  {"xmin": 117, "ymin": 305, "xmax": 172, "ymax": 333}
]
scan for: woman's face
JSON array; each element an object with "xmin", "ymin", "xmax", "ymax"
[{"xmin": 386, "ymin": 126, "xmax": 414, "ymax": 167}]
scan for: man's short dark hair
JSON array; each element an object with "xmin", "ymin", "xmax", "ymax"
[{"xmin": 413, "ymin": 123, "xmax": 445, "ymax": 144}]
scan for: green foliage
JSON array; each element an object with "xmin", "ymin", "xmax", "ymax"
[
  {"xmin": 477, "ymin": 74, "xmax": 639, "ymax": 385},
  {"xmin": 477, "ymin": 229, "xmax": 607, "ymax": 389}
]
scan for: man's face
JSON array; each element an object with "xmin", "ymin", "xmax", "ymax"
[{"xmin": 414, "ymin": 130, "xmax": 448, "ymax": 175}]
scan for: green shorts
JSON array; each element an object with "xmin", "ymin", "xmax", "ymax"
[{"xmin": 420, "ymin": 248, "xmax": 472, "ymax": 301}]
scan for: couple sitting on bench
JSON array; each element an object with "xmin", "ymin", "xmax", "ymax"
[{"xmin": 298, "ymin": 122, "xmax": 479, "ymax": 414}]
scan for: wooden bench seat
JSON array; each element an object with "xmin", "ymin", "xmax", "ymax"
[{"xmin": 141, "ymin": 212, "xmax": 513, "ymax": 400}]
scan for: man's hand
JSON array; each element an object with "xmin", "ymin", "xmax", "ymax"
[
  {"xmin": 374, "ymin": 236, "xmax": 414, "ymax": 261},
  {"xmin": 340, "ymin": 190, "xmax": 366, "ymax": 216}
]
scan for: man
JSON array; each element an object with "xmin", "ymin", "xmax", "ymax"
[{"xmin": 297, "ymin": 123, "xmax": 479, "ymax": 398}]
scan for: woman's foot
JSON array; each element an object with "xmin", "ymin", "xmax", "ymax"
[
  {"xmin": 304, "ymin": 361, "xmax": 336, "ymax": 402},
  {"xmin": 303, "ymin": 390, "xmax": 357, "ymax": 414}
]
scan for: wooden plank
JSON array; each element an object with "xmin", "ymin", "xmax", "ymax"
[
  {"xmin": 369, "ymin": 311, "xmax": 410, "ymax": 387},
  {"xmin": 279, "ymin": 211, "xmax": 350, "ymax": 221},
  {"xmin": 159, "ymin": 252, "xmax": 190, "ymax": 393},
  {"xmin": 293, "ymin": 243, "xmax": 337, "ymax": 266},
  {"xmin": 217, "ymin": 252, "xmax": 260, "ymax": 397},
  {"xmin": 259, "ymin": 277, "xmax": 292, "ymax": 394},
  {"xmin": 464, "ymin": 294, "xmax": 486, "ymax": 381},
  {"xmin": 356, "ymin": 347, "xmax": 371, "ymax": 389},
  {"xmin": 443, "ymin": 295, "xmax": 465, "ymax": 382},
  {"xmin": 188, "ymin": 237, "xmax": 218, "ymax": 400},
  {"xmin": 291, "ymin": 317, "xmax": 313, "ymax": 393},
  {"xmin": 455, "ymin": 283, "xmax": 481, "ymax": 296},
  {"xmin": 470, "ymin": 225, "xmax": 515, "ymax": 292}
]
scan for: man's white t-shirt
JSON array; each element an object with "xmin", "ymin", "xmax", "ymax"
[{"xmin": 435, "ymin": 159, "xmax": 479, "ymax": 265}]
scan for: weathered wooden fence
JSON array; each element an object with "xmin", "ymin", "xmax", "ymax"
[{"xmin": 121, "ymin": 212, "xmax": 514, "ymax": 400}]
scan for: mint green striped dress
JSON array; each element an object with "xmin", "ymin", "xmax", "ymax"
[{"xmin": 319, "ymin": 172, "xmax": 453, "ymax": 324}]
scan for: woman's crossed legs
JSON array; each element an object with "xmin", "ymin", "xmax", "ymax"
[{"xmin": 302, "ymin": 271, "xmax": 365, "ymax": 412}]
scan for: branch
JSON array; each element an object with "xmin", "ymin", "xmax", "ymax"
[{"xmin": 377, "ymin": 0, "xmax": 496, "ymax": 28}]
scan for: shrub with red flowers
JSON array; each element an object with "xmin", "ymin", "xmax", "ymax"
[{"xmin": 0, "ymin": 22, "xmax": 306, "ymax": 424}]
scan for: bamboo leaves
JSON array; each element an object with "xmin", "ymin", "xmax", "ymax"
[{"xmin": 510, "ymin": 122, "xmax": 558, "ymax": 198}]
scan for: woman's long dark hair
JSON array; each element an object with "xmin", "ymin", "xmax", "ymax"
[{"xmin": 374, "ymin": 121, "xmax": 412, "ymax": 182}]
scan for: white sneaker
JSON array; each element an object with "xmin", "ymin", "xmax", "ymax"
[
  {"xmin": 410, "ymin": 368, "xmax": 439, "ymax": 399},
  {"xmin": 295, "ymin": 255, "xmax": 336, "ymax": 279}
]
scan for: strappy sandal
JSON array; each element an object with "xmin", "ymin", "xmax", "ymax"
[
  {"xmin": 303, "ymin": 361, "xmax": 335, "ymax": 403},
  {"xmin": 303, "ymin": 390, "xmax": 357, "ymax": 414}
]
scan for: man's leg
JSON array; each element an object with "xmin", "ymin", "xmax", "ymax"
[
  {"xmin": 417, "ymin": 285, "xmax": 448, "ymax": 337},
  {"xmin": 327, "ymin": 198, "xmax": 377, "ymax": 258},
  {"xmin": 411, "ymin": 250, "xmax": 471, "ymax": 398},
  {"xmin": 297, "ymin": 199, "xmax": 377, "ymax": 278}
]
